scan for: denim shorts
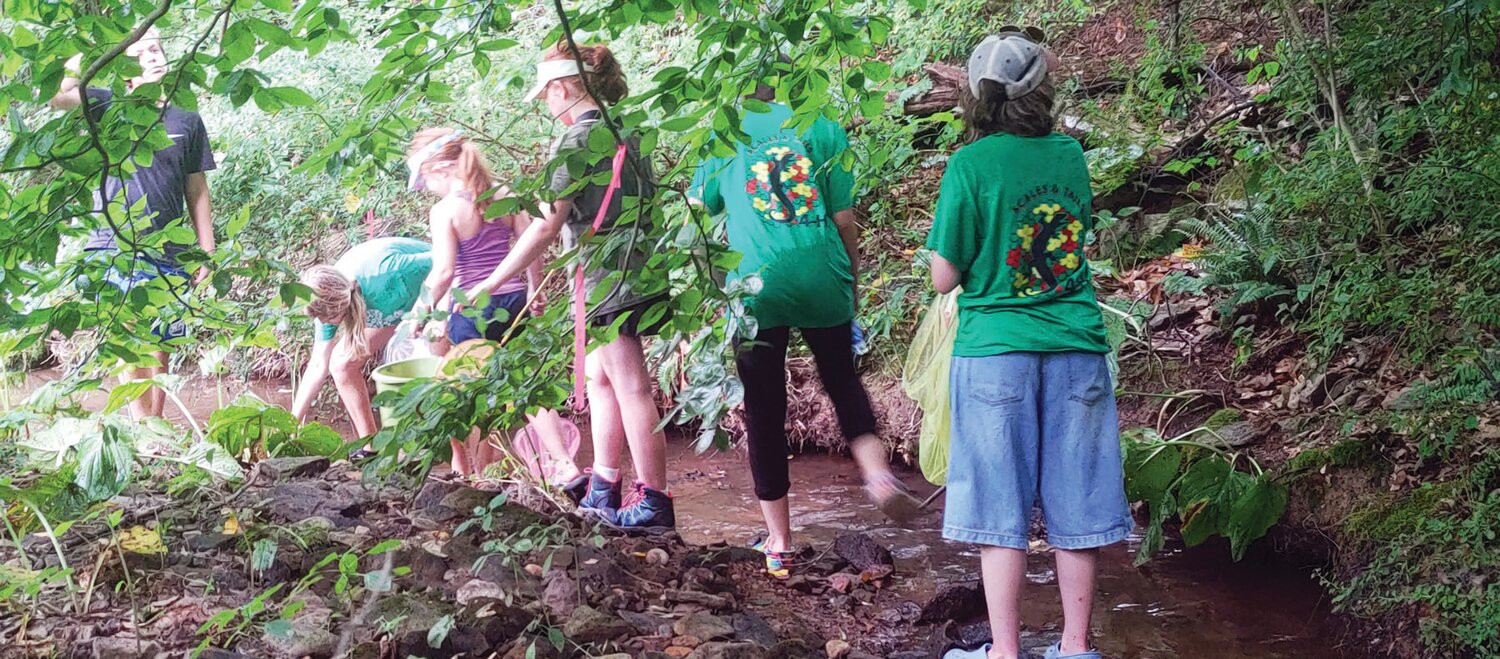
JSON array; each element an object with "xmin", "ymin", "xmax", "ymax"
[
  {"xmin": 447, "ymin": 290, "xmax": 527, "ymax": 345},
  {"xmin": 88, "ymin": 251, "xmax": 189, "ymax": 342},
  {"xmin": 943, "ymin": 351, "xmax": 1133, "ymax": 550}
]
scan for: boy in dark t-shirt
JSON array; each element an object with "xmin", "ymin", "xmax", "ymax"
[{"xmin": 49, "ymin": 26, "xmax": 217, "ymax": 420}]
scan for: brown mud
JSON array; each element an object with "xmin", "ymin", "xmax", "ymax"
[{"xmin": 3, "ymin": 370, "xmax": 1368, "ymax": 659}]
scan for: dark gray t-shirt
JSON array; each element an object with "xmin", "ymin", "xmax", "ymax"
[
  {"xmin": 83, "ymin": 88, "xmax": 216, "ymax": 260},
  {"xmin": 548, "ymin": 115, "xmax": 662, "ymax": 316}
]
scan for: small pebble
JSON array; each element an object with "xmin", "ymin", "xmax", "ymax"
[{"xmin": 646, "ymin": 548, "xmax": 670, "ymax": 566}]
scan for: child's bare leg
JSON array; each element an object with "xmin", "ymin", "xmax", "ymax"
[
  {"xmin": 980, "ymin": 546, "xmax": 1026, "ymax": 659},
  {"xmin": 1055, "ymin": 548, "xmax": 1099, "ymax": 654}
]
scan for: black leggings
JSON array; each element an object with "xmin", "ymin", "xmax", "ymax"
[{"xmin": 736, "ymin": 322, "xmax": 878, "ymax": 501}]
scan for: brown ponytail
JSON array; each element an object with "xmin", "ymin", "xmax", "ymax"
[
  {"xmin": 544, "ymin": 42, "xmax": 628, "ymax": 104},
  {"xmin": 407, "ymin": 127, "xmax": 503, "ymax": 214},
  {"xmin": 303, "ymin": 265, "xmax": 371, "ymax": 360}
]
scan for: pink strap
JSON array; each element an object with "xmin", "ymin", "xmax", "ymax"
[{"xmin": 572, "ymin": 142, "xmax": 629, "ymax": 411}]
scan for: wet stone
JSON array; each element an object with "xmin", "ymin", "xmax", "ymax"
[
  {"xmin": 619, "ymin": 609, "xmax": 671, "ymax": 637},
  {"xmin": 765, "ymin": 640, "xmax": 822, "ymax": 659},
  {"xmin": 673, "ymin": 611, "xmax": 734, "ymax": 641},
  {"xmin": 438, "ymin": 487, "xmax": 495, "ymax": 516},
  {"xmin": 824, "ymin": 639, "xmax": 852, "ymax": 659},
  {"xmin": 686, "ymin": 642, "xmax": 768, "ymax": 659},
  {"xmin": 562, "ymin": 605, "xmax": 633, "ymax": 645},
  {"xmin": 413, "ymin": 480, "xmax": 461, "ymax": 510},
  {"xmin": 542, "ymin": 573, "xmax": 579, "ymax": 618},
  {"xmin": 258, "ymin": 456, "xmax": 330, "ymax": 480},
  {"xmin": 919, "ymin": 582, "xmax": 985, "ymax": 623},
  {"xmin": 830, "ymin": 534, "xmax": 893, "ymax": 572},
  {"xmin": 731, "ymin": 612, "xmax": 778, "ymax": 646}
]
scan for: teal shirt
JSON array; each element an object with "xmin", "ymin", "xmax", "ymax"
[
  {"xmin": 317, "ymin": 237, "xmax": 433, "ymax": 341},
  {"xmin": 691, "ymin": 104, "xmax": 856, "ymax": 329}
]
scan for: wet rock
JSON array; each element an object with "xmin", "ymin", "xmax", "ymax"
[
  {"xmin": 673, "ymin": 611, "xmax": 734, "ymax": 641},
  {"xmin": 665, "ymin": 649, "xmax": 694, "ymax": 659},
  {"xmin": 413, "ymin": 480, "xmax": 462, "ymax": 510},
  {"xmin": 596, "ymin": 655, "xmax": 634, "ymax": 659},
  {"xmin": 664, "ymin": 589, "xmax": 736, "ymax": 610},
  {"xmin": 766, "ymin": 640, "xmax": 822, "ymax": 659},
  {"xmin": 731, "ymin": 612, "xmax": 778, "ymax": 646},
  {"xmin": 197, "ymin": 650, "xmax": 251, "ymax": 659},
  {"xmin": 888, "ymin": 653, "xmax": 926, "ymax": 659},
  {"xmin": 465, "ymin": 601, "xmax": 533, "ymax": 645},
  {"xmin": 439, "ymin": 487, "xmax": 495, "ymax": 516},
  {"xmin": 830, "ymin": 534, "xmax": 893, "ymax": 572},
  {"xmin": 263, "ymin": 620, "xmax": 337, "ymax": 658},
  {"xmin": 686, "ymin": 642, "xmax": 767, "ymax": 659},
  {"xmin": 825, "ymin": 639, "xmax": 852, "ymax": 659},
  {"xmin": 396, "ymin": 625, "xmax": 488, "ymax": 659},
  {"xmin": 259, "ymin": 456, "xmax": 331, "ymax": 480},
  {"xmin": 188, "ymin": 532, "xmax": 237, "ymax": 552},
  {"xmin": 562, "ymin": 605, "xmax": 633, "ymax": 645},
  {"xmin": 260, "ymin": 482, "xmax": 358, "ymax": 526},
  {"xmin": 93, "ymin": 637, "xmax": 159, "ymax": 659},
  {"xmin": 1213, "ymin": 421, "xmax": 1259, "ymax": 448},
  {"xmin": 620, "ymin": 609, "xmax": 672, "ymax": 636},
  {"xmin": 542, "ymin": 573, "xmax": 579, "ymax": 618},
  {"xmin": 673, "ymin": 636, "xmax": 704, "ymax": 649},
  {"xmin": 919, "ymin": 582, "xmax": 985, "ymax": 623}
]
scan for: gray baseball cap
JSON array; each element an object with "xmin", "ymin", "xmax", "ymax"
[{"xmin": 967, "ymin": 31, "xmax": 1049, "ymax": 100}]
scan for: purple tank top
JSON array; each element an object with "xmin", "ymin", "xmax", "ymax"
[{"xmin": 452, "ymin": 196, "xmax": 527, "ymax": 294}]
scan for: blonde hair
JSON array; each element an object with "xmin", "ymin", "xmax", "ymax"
[
  {"xmin": 302, "ymin": 265, "xmax": 370, "ymax": 359},
  {"xmin": 407, "ymin": 128, "xmax": 499, "ymax": 213}
]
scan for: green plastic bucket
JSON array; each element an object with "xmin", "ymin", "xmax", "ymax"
[{"xmin": 371, "ymin": 356, "xmax": 443, "ymax": 429}]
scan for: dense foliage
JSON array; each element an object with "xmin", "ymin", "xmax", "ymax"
[{"xmin": 5, "ymin": 0, "xmax": 1500, "ymax": 656}]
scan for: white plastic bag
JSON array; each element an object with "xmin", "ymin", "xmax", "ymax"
[{"xmin": 383, "ymin": 317, "xmax": 433, "ymax": 365}]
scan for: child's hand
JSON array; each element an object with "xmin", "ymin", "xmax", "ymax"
[
  {"xmin": 529, "ymin": 291, "xmax": 548, "ymax": 316},
  {"xmin": 422, "ymin": 319, "xmax": 446, "ymax": 342}
]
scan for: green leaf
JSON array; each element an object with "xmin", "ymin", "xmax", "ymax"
[
  {"xmin": 1123, "ymin": 442, "xmax": 1182, "ymax": 503},
  {"xmin": 1135, "ymin": 491, "xmax": 1175, "ymax": 565},
  {"xmin": 428, "ymin": 614, "xmax": 454, "ymax": 648},
  {"xmin": 74, "ymin": 426, "xmax": 134, "ymax": 501},
  {"xmin": 264, "ymin": 619, "xmax": 293, "ymax": 639},
  {"xmin": 1225, "ymin": 478, "xmax": 1288, "ymax": 560},
  {"xmin": 104, "ymin": 380, "xmax": 152, "ymax": 415},
  {"xmin": 1176, "ymin": 457, "xmax": 1253, "ymax": 547}
]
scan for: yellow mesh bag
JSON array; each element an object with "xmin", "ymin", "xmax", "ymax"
[{"xmin": 901, "ymin": 290, "xmax": 960, "ymax": 485}]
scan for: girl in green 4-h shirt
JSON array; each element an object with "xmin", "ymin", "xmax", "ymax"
[
  {"xmin": 926, "ymin": 32, "xmax": 1131, "ymax": 659},
  {"xmin": 692, "ymin": 81, "xmax": 920, "ymax": 580}
]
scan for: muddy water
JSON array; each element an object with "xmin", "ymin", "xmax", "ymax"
[
  {"xmin": 7, "ymin": 372, "xmax": 1363, "ymax": 659},
  {"xmin": 663, "ymin": 445, "xmax": 1363, "ymax": 659}
]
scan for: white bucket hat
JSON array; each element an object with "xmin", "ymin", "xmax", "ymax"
[
  {"xmin": 522, "ymin": 58, "xmax": 596, "ymax": 102},
  {"xmin": 967, "ymin": 31, "xmax": 1049, "ymax": 100}
]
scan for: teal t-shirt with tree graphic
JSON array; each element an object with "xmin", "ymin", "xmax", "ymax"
[
  {"xmin": 925, "ymin": 132, "xmax": 1109, "ymax": 357},
  {"xmin": 691, "ymin": 103, "xmax": 856, "ymax": 329}
]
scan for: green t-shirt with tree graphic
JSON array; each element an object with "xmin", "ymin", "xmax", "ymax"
[
  {"xmin": 925, "ymin": 132, "xmax": 1109, "ymax": 357},
  {"xmin": 691, "ymin": 103, "xmax": 856, "ymax": 329}
]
